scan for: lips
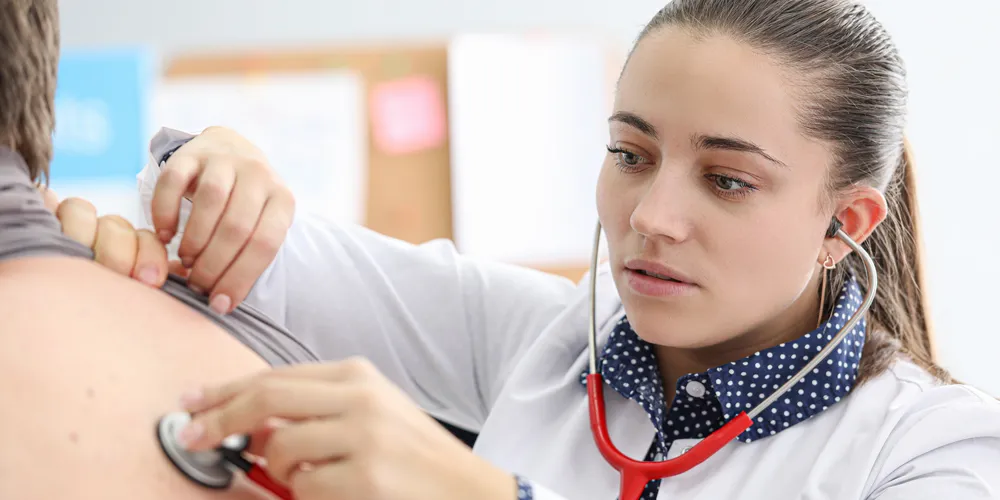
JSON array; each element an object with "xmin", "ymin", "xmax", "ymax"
[
  {"xmin": 623, "ymin": 264, "xmax": 698, "ymax": 298},
  {"xmin": 624, "ymin": 258, "xmax": 695, "ymax": 285},
  {"xmin": 634, "ymin": 269, "xmax": 684, "ymax": 282}
]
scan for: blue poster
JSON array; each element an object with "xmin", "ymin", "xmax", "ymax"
[{"xmin": 50, "ymin": 47, "xmax": 155, "ymax": 183}]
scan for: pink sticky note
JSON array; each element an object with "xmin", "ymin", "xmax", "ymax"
[{"xmin": 369, "ymin": 75, "xmax": 447, "ymax": 155}]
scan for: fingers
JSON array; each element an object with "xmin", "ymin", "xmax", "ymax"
[
  {"xmin": 264, "ymin": 419, "xmax": 354, "ymax": 484},
  {"xmin": 205, "ymin": 188, "xmax": 294, "ymax": 313},
  {"xmin": 132, "ymin": 229, "xmax": 169, "ymax": 287},
  {"xmin": 184, "ymin": 359, "xmax": 375, "ymax": 414},
  {"xmin": 180, "ymin": 378, "xmax": 360, "ymax": 451},
  {"xmin": 55, "ymin": 198, "xmax": 169, "ymax": 287},
  {"xmin": 38, "ymin": 185, "xmax": 59, "ymax": 212},
  {"xmin": 167, "ymin": 259, "xmax": 191, "ymax": 279},
  {"xmin": 151, "ymin": 153, "xmax": 201, "ymax": 243},
  {"xmin": 55, "ymin": 197, "xmax": 98, "ymax": 249},
  {"xmin": 186, "ymin": 165, "xmax": 270, "ymax": 299},
  {"xmin": 176, "ymin": 159, "xmax": 236, "ymax": 267},
  {"xmin": 289, "ymin": 461, "xmax": 363, "ymax": 500},
  {"xmin": 147, "ymin": 130, "xmax": 294, "ymax": 310},
  {"xmin": 93, "ymin": 215, "xmax": 139, "ymax": 276}
]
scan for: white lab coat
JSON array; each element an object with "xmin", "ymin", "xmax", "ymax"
[{"xmin": 137, "ymin": 129, "xmax": 1000, "ymax": 499}]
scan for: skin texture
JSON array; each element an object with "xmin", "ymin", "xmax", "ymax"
[{"xmin": 0, "ymin": 256, "xmax": 272, "ymax": 500}]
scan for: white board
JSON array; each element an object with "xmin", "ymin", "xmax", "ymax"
[
  {"xmin": 153, "ymin": 70, "xmax": 368, "ymax": 225},
  {"xmin": 447, "ymin": 34, "xmax": 623, "ymax": 266}
]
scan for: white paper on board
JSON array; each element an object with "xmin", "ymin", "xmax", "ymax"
[
  {"xmin": 448, "ymin": 34, "xmax": 620, "ymax": 267},
  {"xmin": 152, "ymin": 71, "xmax": 368, "ymax": 225}
]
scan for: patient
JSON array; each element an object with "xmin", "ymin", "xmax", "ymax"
[{"xmin": 0, "ymin": 2, "xmax": 313, "ymax": 498}]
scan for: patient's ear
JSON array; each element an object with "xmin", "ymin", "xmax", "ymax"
[{"xmin": 819, "ymin": 185, "xmax": 887, "ymax": 265}]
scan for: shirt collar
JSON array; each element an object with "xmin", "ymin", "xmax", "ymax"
[{"xmin": 581, "ymin": 274, "xmax": 867, "ymax": 445}]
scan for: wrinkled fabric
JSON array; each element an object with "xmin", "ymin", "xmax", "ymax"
[{"xmin": 0, "ymin": 147, "xmax": 318, "ymax": 367}]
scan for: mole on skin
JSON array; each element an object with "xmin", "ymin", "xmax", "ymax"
[{"xmin": 73, "ymin": 387, "xmax": 95, "ymax": 443}]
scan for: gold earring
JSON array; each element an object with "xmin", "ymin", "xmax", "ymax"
[
  {"xmin": 817, "ymin": 254, "xmax": 836, "ymax": 328},
  {"xmin": 823, "ymin": 255, "xmax": 836, "ymax": 270}
]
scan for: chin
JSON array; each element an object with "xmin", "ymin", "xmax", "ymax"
[{"xmin": 620, "ymin": 297, "xmax": 711, "ymax": 349}]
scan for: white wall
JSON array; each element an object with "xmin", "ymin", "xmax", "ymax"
[
  {"xmin": 58, "ymin": 0, "xmax": 665, "ymax": 53},
  {"xmin": 59, "ymin": 0, "xmax": 1000, "ymax": 394},
  {"xmin": 863, "ymin": 0, "xmax": 1000, "ymax": 394}
]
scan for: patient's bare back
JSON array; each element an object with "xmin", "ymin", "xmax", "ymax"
[{"xmin": 0, "ymin": 256, "xmax": 273, "ymax": 500}]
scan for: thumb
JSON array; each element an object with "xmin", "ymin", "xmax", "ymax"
[{"xmin": 38, "ymin": 185, "xmax": 59, "ymax": 212}]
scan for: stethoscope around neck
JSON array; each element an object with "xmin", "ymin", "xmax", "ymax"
[{"xmin": 584, "ymin": 218, "xmax": 877, "ymax": 500}]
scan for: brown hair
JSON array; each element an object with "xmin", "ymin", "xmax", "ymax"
[
  {"xmin": 0, "ymin": 0, "xmax": 60, "ymax": 185},
  {"xmin": 635, "ymin": 0, "xmax": 951, "ymax": 385}
]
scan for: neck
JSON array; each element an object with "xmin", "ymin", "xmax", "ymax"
[
  {"xmin": 0, "ymin": 147, "xmax": 93, "ymax": 262},
  {"xmin": 655, "ymin": 272, "xmax": 823, "ymax": 403}
]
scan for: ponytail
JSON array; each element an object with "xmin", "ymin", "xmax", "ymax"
[{"xmin": 826, "ymin": 138, "xmax": 953, "ymax": 386}]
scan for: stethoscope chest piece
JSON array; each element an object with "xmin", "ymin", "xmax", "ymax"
[{"xmin": 156, "ymin": 411, "xmax": 246, "ymax": 489}]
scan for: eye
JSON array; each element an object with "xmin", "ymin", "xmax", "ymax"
[
  {"xmin": 606, "ymin": 146, "xmax": 649, "ymax": 172},
  {"xmin": 706, "ymin": 173, "xmax": 758, "ymax": 201},
  {"xmin": 713, "ymin": 175, "xmax": 749, "ymax": 191}
]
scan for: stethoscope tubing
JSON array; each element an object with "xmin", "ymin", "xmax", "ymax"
[{"xmin": 585, "ymin": 220, "xmax": 878, "ymax": 500}]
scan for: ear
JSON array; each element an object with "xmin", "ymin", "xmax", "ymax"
[{"xmin": 819, "ymin": 185, "xmax": 888, "ymax": 265}]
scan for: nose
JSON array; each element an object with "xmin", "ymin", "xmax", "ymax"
[{"xmin": 629, "ymin": 167, "xmax": 692, "ymax": 243}]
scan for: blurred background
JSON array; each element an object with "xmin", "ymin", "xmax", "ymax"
[{"xmin": 53, "ymin": 0, "xmax": 998, "ymax": 394}]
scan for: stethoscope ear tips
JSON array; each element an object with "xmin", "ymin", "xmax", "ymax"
[{"xmin": 826, "ymin": 218, "xmax": 844, "ymax": 239}]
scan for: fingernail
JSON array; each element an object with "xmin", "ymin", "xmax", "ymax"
[
  {"xmin": 181, "ymin": 257, "xmax": 193, "ymax": 268},
  {"xmin": 210, "ymin": 294, "xmax": 231, "ymax": 315},
  {"xmin": 138, "ymin": 266, "xmax": 159, "ymax": 285},
  {"xmin": 158, "ymin": 230, "xmax": 172, "ymax": 243},
  {"xmin": 177, "ymin": 421, "xmax": 204, "ymax": 448},
  {"xmin": 179, "ymin": 388, "xmax": 204, "ymax": 409}
]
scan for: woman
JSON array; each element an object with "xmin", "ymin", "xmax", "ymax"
[{"xmin": 55, "ymin": 0, "xmax": 1000, "ymax": 499}]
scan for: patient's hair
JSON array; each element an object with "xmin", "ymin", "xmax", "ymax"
[{"xmin": 0, "ymin": 0, "xmax": 60, "ymax": 184}]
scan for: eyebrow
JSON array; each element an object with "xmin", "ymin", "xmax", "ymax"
[
  {"xmin": 694, "ymin": 135, "xmax": 789, "ymax": 168},
  {"xmin": 608, "ymin": 111, "xmax": 789, "ymax": 168},
  {"xmin": 609, "ymin": 111, "xmax": 658, "ymax": 139}
]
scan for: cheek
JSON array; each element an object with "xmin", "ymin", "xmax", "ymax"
[
  {"xmin": 596, "ymin": 161, "xmax": 634, "ymax": 241},
  {"xmin": 716, "ymin": 204, "xmax": 823, "ymax": 309}
]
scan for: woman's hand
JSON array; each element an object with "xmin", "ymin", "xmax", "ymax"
[
  {"xmin": 152, "ymin": 126, "xmax": 295, "ymax": 313},
  {"xmin": 176, "ymin": 359, "xmax": 516, "ymax": 500},
  {"xmin": 52, "ymin": 197, "xmax": 179, "ymax": 286}
]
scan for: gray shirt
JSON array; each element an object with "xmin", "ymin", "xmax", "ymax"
[{"xmin": 0, "ymin": 146, "xmax": 318, "ymax": 367}]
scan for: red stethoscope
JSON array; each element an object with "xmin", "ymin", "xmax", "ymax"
[
  {"xmin": 583, "ymin": 220, "xmax": 875, "ymax": 500},
  {"xmin": 157, "ymin": 411, "xmax": 293, "ymax": 499},
  {"xmin": 159, "ymin": 219, "xmax": 873, "ymax": 500}
]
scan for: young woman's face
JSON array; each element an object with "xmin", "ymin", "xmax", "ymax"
[{"xmin": 597, "ymin": 27, "xmax": 843, "ymax": 350}]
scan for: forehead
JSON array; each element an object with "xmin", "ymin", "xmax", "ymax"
[{"xmin": 616, "ymin": 27, "xmax": 810, "ymax": 156}]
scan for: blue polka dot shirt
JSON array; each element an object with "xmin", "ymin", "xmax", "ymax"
[{"xmin": 514, "ymin": 276, "xmax": 867, "ymax": 499}]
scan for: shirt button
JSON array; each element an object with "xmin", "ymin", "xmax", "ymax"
[{"xmin": 685, "ymin": 380, "xmax": 707, "ymax": 398}]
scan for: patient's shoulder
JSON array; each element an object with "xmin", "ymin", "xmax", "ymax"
[
  {"xmin": 1, "ymin": 256, "xmax": 318, "ymax": 367},
  {"xmin": 0, "ymin": 255, "xmax": 274, "ymax": 500}
]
